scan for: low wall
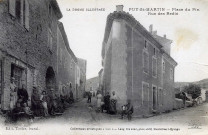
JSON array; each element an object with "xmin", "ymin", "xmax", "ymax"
[{"xmin": 174, "ymin": 98, "xmax": 183, "ymax": 109}]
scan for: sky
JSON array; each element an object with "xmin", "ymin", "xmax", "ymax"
[{"xmin": 56, "ymin": 0, "xmax": 208, "ymax": 82}]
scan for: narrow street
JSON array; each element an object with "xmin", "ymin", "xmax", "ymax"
[
  {"xmin": 35, "ymin": 97, "xmax": 116, "ymax": 125},
  {"xmin": 33, "ymin": 97, "xmax": 208, "ymax": 126},
  {"xmin": 1, "ymin": 98, "xmax": 208, "ymax": 135}
]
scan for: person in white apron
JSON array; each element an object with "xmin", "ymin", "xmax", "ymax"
[{"xmin": 10, "ymin": 77, "xmax": 17, "ymax": 110}]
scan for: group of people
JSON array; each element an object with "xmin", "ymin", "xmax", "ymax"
[
  {"xmin": 94, "ymin": 91, "xmax": 118, "ymax": 114},
  {"xmin": 9, "ymin": 77, "xmax": 32, "ymax": 121},
  {"xmin": 8, "ymin": 77, "xmax": 74, "ymax": 122},
  {"xmin": 94, "ymin": 90, "xmax": 134, "ymax": 120},
  {"xmin": 31, "ymin": 86, "xmax": 74, "ymax": 117},
  {"xmin": 87, "ymin": 90, "xmax": 118, "ymax": 114}
]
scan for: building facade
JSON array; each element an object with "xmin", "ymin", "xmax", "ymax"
[
  {"xmin": 77, "ymin": 58, "xmax": 87, "ymax": 99},
  {"xmin": 57, "ymin": 22, "xmax": 86, "ymax": 101},
  {"xmin": 100, "ymin": 5, "xmax": 177, "ymax": 116},
  {"xmin": 0, "ymin": 0, "xmax": 86, "ymax": 110}
]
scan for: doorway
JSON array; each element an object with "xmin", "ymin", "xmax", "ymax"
[
  {"xmin": 11, "ymin": 64, "xmax": 24, "ymax": 88},
  {"xmin": 0, "ymin": 60, "xmax": 3, "ymax": 105},
  {"xmin": 45, "ymin": 67, "xmax": 56, "ymax": 92},
  {"xmin": 152, "ymin": 86, "xmax": 157, "ymax": 111}
]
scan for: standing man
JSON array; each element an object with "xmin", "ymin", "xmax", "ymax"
[
  {"xmin": 87, "ymin": 91, "xmax": 92, "ymax": 103},
  {"xmin": 31, "ymin": 87, "xmax": 41, "ymax": 116},
  {"xmin": 48, "ymin": 88, "xmax": 57, "ymax": 115},
  {"xmin": 182, "ymin": 92, "xmax": 186, "ymax": 108},
  {"xmin": 102, "ymin": 92, "xmax": 110, "ymax": 113},
  {"xmin": 69, "ymin": 90, "xmax": 74, "ymax": 103},
  {"xmin": 17, "ymin": 84, "xmax": 29, "ymax": 106}
]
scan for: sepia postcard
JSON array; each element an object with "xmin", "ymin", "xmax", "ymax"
[{"xmin": 0, "ymin": 0, "xmax": 208, "ymax": 135}]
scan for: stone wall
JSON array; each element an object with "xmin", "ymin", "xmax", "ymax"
[
  {"xmin": 56, "ymin": 23, "xmax": 77, "ymax": 97},
  {"xmin": 110, "ymin": 20, "xmax": 127, "ymax": 108},
  {"xmin": 0, "ymin": 0, "xmax": 85, "ymax": 110},
  {"xmin": 0, "ymin": 0, "xmax": 61, "ymax": 110},
  {"xmin": 101, "ymin": 11, "xmax": 177, "ymax": 116}
]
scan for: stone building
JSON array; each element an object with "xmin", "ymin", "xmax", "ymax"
[
  {"xmin": 0, "ymin": 0, "xmax": 86, "ymax": 110},
  {"xmin": 57, "ymin": 22, "xmax": 86, "ymax": 101},
  {"xmin": 100, "ymin": 5, "xmax": 177, "ymax": 116},
  {"xmin": 77, "ymin": 58, "xmax": 87, "ymax": 99},
  {"xmin": 98, "ymin": 69, "xmax": 104, "ymax": 94}
]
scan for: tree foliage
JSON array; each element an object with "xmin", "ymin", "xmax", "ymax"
[{"xmin": 183, "ymin": 84, "xmax": 201, "ymax": 99}]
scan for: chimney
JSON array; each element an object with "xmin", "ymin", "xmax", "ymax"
[
  {"xmin": 149, "ymin": 24, "xmax": 153, "ymax": 34},
  {"xmin": 164, "ymin": 34, "xmax": 166, "ymax": 38},
  {"xmin": 116, "ymin": 5, "xmax": 124, "ymax": 12},
  {"xmin": 153, "ymin": 30, "xmax": 157, "ymax": 36}
]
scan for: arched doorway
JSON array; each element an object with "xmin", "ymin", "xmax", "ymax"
[{"xmin": 45, "ymin": 67, "xmax": 56, "ymax": 92}]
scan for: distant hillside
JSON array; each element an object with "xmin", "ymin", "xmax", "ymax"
[
  {"xmin": 174, "ymin": 82, "xmax": 190, "ymax": 88},
  {"xmin": 195, "ymin": 79, "xmax": 208, "ymax": 89},
  {"xmin": 86, "ymin": 76, "xmax": 99, "ymax": 92},
  {"xmin": 175, "ymin": 78, "xmax": 208, "ymax": 89}
]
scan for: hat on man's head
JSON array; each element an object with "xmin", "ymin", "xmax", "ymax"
[
  {"xmin": 42, "ymin": 91, "xmax": 46, "ymax": 94},
  {"xmin": 11, "ymin": 77, "xmax": 15, "ymax": 80}
]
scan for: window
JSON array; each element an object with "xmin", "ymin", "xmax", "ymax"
[
  {"xmin": 142, "ymin": 82, "xmax": 149, "ymax": 105},
  {"xmin": 48, "ymin": 29, "xmax": 53, "ymax": 51},
  {"xmin": 60, "ymin": 48, "xmax": 62, "ymax": 63},
  {"xmin": 49, "ymin": 4, "xmax": 52, "ymax": 19},
  {"xmin": 24, "ymin": 0, "xmax": 29, "ymax": 30},
  {"xmin": 143, "ymin": 50, "xmax": 149, "ymax": 74},
  {"xmin": 170, "ymin": 68, "xmax": 173, "ymax": 80},
  {"xmin": 11, "ymin": 64, "xmax": 23, "ymax": 88},
  {"xmin": 152, "ymin": 57, "xmax": 157, "ymax": 77},
  {"xmin": 9, "ymin": 0, "xmax": 29, "ymax": 30},
  {"xmin": 70, "ymin": 61, "xmax": 73, "ymax": 69},
  {"xmin": 15, "ymin": 0, "xmax": 21, "ymax": 22},
  {"xmin": 153, "ymin": 48, "xmax": 156, "ymax": 56},
  {"xmin": 162, "ymin": 60, "xmax": 165, "ymax": 73},
  {"xmin": 144, "ymin": 40, "xmax": 147, "ymax": 49},
  {"xmin": 152, "ymin": 85, "xmax": 157, "ymax": 110},
  {"xmin": 48, "ymin": 4, "xmax": 53, "ymax": 30}
]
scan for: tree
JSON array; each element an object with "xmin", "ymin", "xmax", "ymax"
[{"xmin": 183, "ymin": 84, "xmax": 201, "ymax": 99}]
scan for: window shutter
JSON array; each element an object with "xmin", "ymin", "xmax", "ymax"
[
  {"xmin": 25, "ymin": 0, "xmax": 29, "ymax": 30},
  {"xmin": 9, "ymin": 0, "xmax": 16, "ymax": 17},
  {"xmin": 20, "ymin": 0, "xmax": 24, "ymax": 24}
]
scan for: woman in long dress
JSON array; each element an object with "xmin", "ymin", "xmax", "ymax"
[
  {"xmin": 96, "ymin": 91, "xmax": 103, "ymax": 111},
  {"xmin": 10, "ymin": 77, "xmax": 17, "ymax": 110},
  {"xmin": 40, "ymin": 91, "xmax": 49, "ymax": 116},
  {"xmin": 110, "ymin": 91, "xmax": 117, "ymax": 114}
]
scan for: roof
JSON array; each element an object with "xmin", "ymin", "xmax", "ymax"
[
  {"xmin": 154, "ymin": 35, "xmax": 172, "ymax": 46},
  {"xmin": 58, "ymin": 22, "xmax": 77, "ymax": 62},
  {"xmin": 102, "ymin": 10, "xmax": 177, "ymax": 66},
  {"xmin": 50, "ymin": 0, "xmax": 63, "ymax": 19}
]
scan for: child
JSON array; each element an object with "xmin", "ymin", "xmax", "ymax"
[
  {"xmin": 120, "ymin": 99, "xmax": 134, "ymax": 120},
  {"xmin": 23, "ymin": 103, "xmax": 33, "ymax": 115},
  {"xmin": 40, "ymin": 91, "xmax": 49, "ymax": 117},
  {"xmin": 23, "ymin": 103, "xmax": 34, "ymax": 121}
]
